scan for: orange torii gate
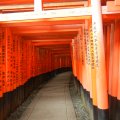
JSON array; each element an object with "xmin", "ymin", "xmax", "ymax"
[{"xmin": 0, "ymin": 0, "xmax": 120, "ymax": 120}]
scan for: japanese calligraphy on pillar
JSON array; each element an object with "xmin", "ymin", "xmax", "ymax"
[
  {"xmin": 2, "ymin": 29, "xmax": 7, "ymax": 93},
  {"xmin": 93, "ymin": 22, "xmax": 99, "ymax": 68},
  {"xmin": 90, "ymin": 25, "xmax": 95, "ymax": 69},
  {"xmin": 85, "ymin": 27, "xmax": 90, "ymax": 65},
  {"xmin": 0, "ymin": 29, "xmax": 3, "ymax": 97},
  {"xmin": 80, "ymin": 33, "xmax": 84, "ymax": 65}
]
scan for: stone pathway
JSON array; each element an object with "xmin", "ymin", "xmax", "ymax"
[{"xmin": 8, "ymin": 72, "xmax": 76, "ymax": 120}]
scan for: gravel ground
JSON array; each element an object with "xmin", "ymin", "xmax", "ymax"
[{"xmin": 69, "ymin": 78, "xmax": 90, "ymax": 120}]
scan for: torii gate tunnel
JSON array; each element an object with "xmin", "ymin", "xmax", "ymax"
[{"xmin": 0, "ymin": 0, "xmax": 120, "ymax": 120}]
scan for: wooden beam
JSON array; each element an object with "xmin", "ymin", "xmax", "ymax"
[
  {"xmin": 0, "ymin": 4, "xmax": 33, "ymax": 10},
  {"xmin": 44, "ymin": 1, "xmax": 88, "ymax": 7},
  {"xmin": 115, "ymin": 0, "xmax": 120, "ymax": 5},
  {"xmin": 21, "ymin": 31, "xmax": 77, "ymax": 36},
  {"xmin": 0, "ymin": 7, "xmax": 91, "ymax": 22},
  {"xmin": 40, "ymin": 45, "xmax": 70, "ymax": 49},
  {"xmin": 23, "ymin": 35, "xmax": 75, "ymax": 40},
  {"xmin": 41, "ymin": 48, "xmax": 70, "ymax": 50},
  {"xmin": 0, "ymin": 0, "xmax": 33, "ymax": 5},
  {"xmin": 16, "ymin": 24, "xmax": 81, "ymax": 28},
  {"xmin": 13, "ymin": 30, "xmax": 78, "ymax": 35},
  {"xmin": 48, "ymin": 47, "xmax": 70, "ymax": 49},
  {"xmin": 43, "ymin": 1, "xmax": 88, "ymax": 9},
  {"xmin": 32, "ymin": 39, "xmax": 71, "ymax": 42},
  {"xmin": 53, "ymin": 54, "xmax": 71, "ymax": 56},
  {"xmin": 107, "ymin": 1, "xmax": 120, "ymax": 12},
  {"xmin": 44, "ymin": 6, "xmax": 84, "ymax": 10},
  {"xmin": 0, "ymin": 1, "xmax": 88, "ymax": 10},
  {"xmin": 0, "ymin": 19, "xmax": 85, "ymax": 27},
  {"xmin": 32, "ymin": 40, "xmax": 71, "ymax": 43},
  {"xmin": 0, "ymin": 6, "xmax": 120, "ymax": 22},
  {"xmin": 0, "ymin": 1, "xmax": 87, "ymax": 13},
  {"xmin": 51, "ymin": 52, "xmax": 70, "ymax": 54},
  {"xmin": 52, "ymin": 50, "xmax": 70, "ymax": 52},
  {"xmin": 33, "ymin": 41, "xmax": 71, "ymax": 46},
  {"xmin": 11, "ymin": 24, "xmax": 81, "ymax": 30}
]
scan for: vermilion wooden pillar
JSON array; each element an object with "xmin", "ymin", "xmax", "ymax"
[
  {"xmin": 117, "ymin": 21, "xmax": 120, "ymax": 120},
  {"xmin": 77, "ymin": 31, "xmax": 83, "ymax": 83},
  {"xmin": 105, "ymin": 25, "xmax": 110, "ymax": 90},
  {"xmin": 85, "ymin": 20, "xmax": 92, "ymax": 95},
  {"xmin": 74, "ymin": 37, "xmax": 79, "ymax": 80},
  {"xmin": 88, "ymin": 20, "xmax": 97, "ymax": 107},
  {"xmin": 72, "ymin": 39, "xmax": 77, "ymax": 78},
  {"xmin": 91, "ymin": 0, "xmax": 108, "ymax": 120},
  {"xmin": 0, "ymin": 28, "xmax": 3, "ymax": 97},
  {"xmin": 14, "ymin": 36, "xmax": 18, "ymax": 89},
  {"xmin": 1, "ymin": 28, "xmax": 14, "ymax": 93},
  {"xmin": 111, "ymin": 20, "xmax": 119, "ymax": 98},
  {"xmin": 108, "ymin": 20, "xmax": 120, "ymax": 120}
]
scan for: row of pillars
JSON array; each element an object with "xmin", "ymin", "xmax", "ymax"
[
  {"xmin": 71, "ymin": 1, "xmax": 120, "ymax": 120},
  {"xmin": 0, "ymin": 27, "xmax": 71, "ymax": 98}
]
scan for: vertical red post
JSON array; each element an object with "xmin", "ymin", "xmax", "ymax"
[
  {"xmin": 111, "ymin": 20, "xmax": 119, "ymax": 98},
  {"xmin": 0, "ymin": 28, "xmax": 3, "ymax": 97},
  {"xmin": 91, "ymin": 0, "xmax": 108, "ymax": 110}
]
